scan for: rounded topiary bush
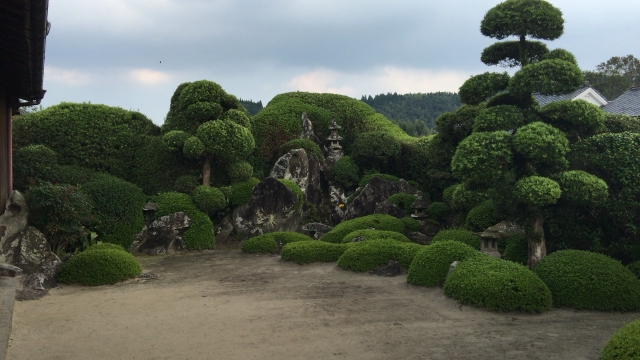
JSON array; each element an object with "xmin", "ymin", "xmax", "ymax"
[
  {"xmin": 464, "ymin": 200, "xmax": 497, "ymax": 232},
  {"xmin": 337, "ymin": 239, "xmax": 403, "ymax": 272},
  {"xmin": 628, "ymin": 261, "xmax": 640, "ymax": 280},
  {"xmin": 192, "ymin": 185, "xmax": 227, "ymax": 215},
  {"xmin": 502, "ymin": 235, "xmax": 528, "ymax": 265},
  {"xmin": 241, "ymin": 234, "xmax": 278, "ymax": 254},
  {"xmin": 319, "ymin": 214, "xmax": 405, "ymax": 244},
  {"xmin": 13, "ymin": 144, "xmax": 58, "ymax": 191},
  {"xmin": 602, "ymin": 318, "xmax": 640, "ymax": 360},
  {"xmin": 280, "ymin": 241, "xmax": 349, "ymax": 264},
  {"xmin": 388, "ymin": 193, "xmax": 418, "ymax": 216},
  {"xmin": 227, "ymin": 177, "xmax": 260, "ymax": 207},
  {"xmin": 400, "ymin": 216, "xmax": 421, "ymax": 232},
  {"xmin": 174, "ymin": 175, "xmax": 200, "ymax": 194},
  {"xmin": 154, "ymin": 192, "xmax": 215, "ymax": 250},
  {"xmin": 432, "ymin": 229, "xmax": 481, "ymax": 249},
  {"xmin": 426, "ymin": 202, "xmax": 450, "ymax": 224},
  {"xmin": 57, "ymin": 249, "xmax": 141, "ymax": 286},
  {"xmin": 341, "ymin": 229, "xmax": 410, "ymax": 243},
  {"xmin": 444, "ymin": 256, "xmax": 553, "ymax": 313},
  {"xmin": 533, "ymin": 250, "xmax": 640, "ymax": 311},
  {"xmin": 227, "ymin": 161, "xmax": 253, "ymax": 183},
  {"xmin": 407, "ymin": 240, "xmax": 481, "ymax": 287}
]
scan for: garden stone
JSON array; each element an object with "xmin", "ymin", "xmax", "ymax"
[
  {"xmin": 306, "ymin": 153, "xmax": 323, "ymax": 207},
  {"xmin": 299, "ymin": 112, "xmax": 323, "ymax": 151},
  {"xmin": 329, "ymin": 185, "xmax": 347, "ymax": 225},
  {"xmin": 270, "ymin": 149, "xmax": 309, "ymax": 196},
  {"xmin": 301, "ymin": 222, "xmax": 333, "ymax": 239},
  {"xmin": 374, "ymin": 200, "xmax": 405, "ymax": 218},
  {"xmin": 406, "ymin": 231, "xmax": 430, "ymax": 245},
  {"xmin": 215, "ymin": 215, "xmax": 235, "ymax": 243},
  {"xmin": 344, "ymin": 177, "xmax": 419, "ymax": 220},
  {"xmin": 130, "ymin": 212, "xmax": 191, "ymax": 255},
  {"xmin": 418, "ymin": 220, "xmax": 441, "ymax": 242},
  {"xmin": 0, "ymin": 191, "xmax": 29, "ymax": 263},
  {"xmin": 1, "ymin": 227, "xmax": 61, "ymax": 279},
  {"xmin": 446, "ymin": 261, "xmax": 460, "ymax": 279}
]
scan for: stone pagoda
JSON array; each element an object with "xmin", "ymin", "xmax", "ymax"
[{"xmin": 325, "ymin": 117, "xmax": 344, "ymax": 166}]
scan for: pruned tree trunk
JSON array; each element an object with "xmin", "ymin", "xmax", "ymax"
[
  {"xmin": 527, "ymin": 212, "xmax": 547, "ymax": 269},
  {"xmin": 202, "ymin": 157, "xmax": 211, "ymax": 186}
]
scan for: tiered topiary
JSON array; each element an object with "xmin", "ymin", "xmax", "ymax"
[
  {"xmin": 431, "ymin": 229, "xmax": 482, "ymax": 249},
  {"xmin": 601, "ymin": 318, "xmax": 640, "ymax": 360},
  {"xmin": 533, "ymin": 250, "xmax": 640, "ymax": 311},
  {"xmin": 280, "ymin": 241, "xmax": 350, "ymax": 264},
  {"xmin": 407, "ymin": 240, "xmax": 482, "ymax": 287},
  {"xmin": 154, "ymin": 192, "xmax": 215, "ymax": 250},
  {"xmin": 388, "ymin": 193, "xmax": 418, "ymax": 216},
  {"xmin": 337, "ymin": 239, "xmax": 423, "ymax": 272},
  {"xmin": 341, "ymin": 229, "xmax": 410, "ymax": 243},
  {"xmin": 319, "ymin": 214, "xmax": 405, "ymax": 244},
  {"xmin": 464, "ymin": 200, "xmax": 498, "ymax": 232},
  {"xmin": 444, "ymin": 256, "xmax": 553, "ymax": 312},
  {"xmin": 57, "ymin": 245, "xmax": 141, "ymax": 286},
  {"xmin": 241, "ymin": 234, "xmax": 278, "ymax": 254}
]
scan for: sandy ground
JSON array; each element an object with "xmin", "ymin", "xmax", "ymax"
[{"xmin": 6, "ymin": 249, "xmax": 640, "ymax": 360}]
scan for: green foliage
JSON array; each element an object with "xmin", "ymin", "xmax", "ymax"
[
  {"xmin": 481, "ymin": 41, "xmax": 549, "ymax": 68},
  {"xmin": 432, "ymin": 229, "xmax": 482, "ymax": 249},
  {"xmin": 542, "ymin": 48, "xmax": 577, "ymax": 65},
  {"xmin": 444, "ymin": 256, "xmax": 552, "ymax": 312},
  {"xmin": 279, "ymin": 139, "xmax": 324, "ymax": 161},
  {"xmin": 533, "ymin": 250, "xmax": 640, "ymax": 311},
  {"xmin": 586, "ymin": 55, "xmax": 640, "ymax": 100},
  {"xmin": 604, "ymin": 114, "xmax": 640, "ymax": 133},
  {"xmin": 512, "ymin": 122, "xmax": 569, "ymax": 169},
  {"xmin": 540, "ymin": 100, "xmax": 606, "ymax": 141},
  {"xmin": 174, "ymin": 175, "xmax": 199, "ymax": 194},
  {"xmin": 426, "ymin": 202, "xmax": 450, "ymax": 224},
  {"xmin": 26, "ymin": 183, "xmax": 93, "ymax": 255},
  {"xmin": 464, "ymin": 200, "xmax": 498, "ymax": 232},
  {"xmin": 502, "ymin": 235, "xmax": 528, "ymax": 265},
  {"xmin": 451, "ymin": 184, "xmax": 490, "ymax": 211},
  {"xmin": 196, "ymin": 120, "xmax": 255, "ymax": 162},
  {"xmin": 13, "ymin": 144, "xmax": 58, "ymax": 191},
  {"xmin": 480, "ymin": 0, "xmax": 564, "ymax": 41},
  {"xmin": 239, "ymin": 99, "xmax": 263, "ymax": 116},
  {"xmin": 337, "ymin": 239, "xmax": 422, "ymax": 272},
  {"xmin": 628, "ymin": 261, "xmax": 640, "ymax": 279},
  {"xmin": 154, "ymin": 192, "xmax": 215, "ymax": 250},
  {"xmin": 350, "ymin": 131, "xmax": 401, "ymax": 172},
  {"xmin": 387, "ymin": 193, "xmax": 418, "ymax": 216},
  {"xmin": 57, "ymin": 249, "xmax": 141, "ymax": 286},
  {"xmin": 227, "ymin": 177, "xmax": 260, "ymax": 207},
  {"xmin": 555, "ymin": 170, "xmax": 608, "ymax": 206},
  {"xmin": 473, "ymin": 105, "xmax": 525, "ymax": 133},
  {"xmin": 341, "ymin": 229, "xmax": 410, "ymax": 243},
  {"xmin": 192, "ymin": 186, "xmax": 227, "ymax": 216},
  {"xmin": 451, "ymin": 131, "xmax": 512, "ymax": 187},
  {"xmin": 436, "ymin": 104, "xmax": 485, "ymax": 146},
  {"xmin": 182, "ymin": 136, "xmax": 205, "ymax": 159},
  {"xmin": 163, "ymin": 130, "xmax": 191, "ymax": 149},
  {"xmin": 514, "ymin": 176, "xmax": 561, "ymax": 207},
  {"xmin": 400, "ymin": 216, "xmax": 422, "ymax": 231},
  {"xmin": 509, "ymin": 59, "xmax": 584, "ymax": 96},
  {"xmin": 320, "ymin": 214, "xmax": 405, "ymax": 244},
  {"xmin": 330, "ymin": 156, "xmax": 360, "ymax": 189},
  {"xmin": 280, "ymin": 241, "xmax": 349, "ymax": 264},
  {"xmin": 583, "ymin": 71, "xmax": 630, "ymax": 101},
  {"xmin": 358, "ymin": 173, "xmax": 399, "ymax": 188},
  {"xmin": 241, "ymin": 234, "xmax": 278, "ymax": 254},
  {"xmin": 227, "ymin": 161, "xmax": 253, "ymax": 183},
  {"xmin": 459, "ymin": 72, "xmax": 510, "ymax": 105},
  {"xmin": 407, "ymin": 240, "xmax": 481, "ymax": 287},
  {"xmin": 221, "ymin": 109, "xmax": 251, "ymax": 128},
  {"xmin": 602, "ymin": 318, "xmax": 640, "ymax": 360},
  {"xmin": 83, "ymin": 243, "xmax": 126, "ymax": 252}
]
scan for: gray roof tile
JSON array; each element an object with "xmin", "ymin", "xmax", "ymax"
[
  {"xmin": 603, "ymin": 87, "xmax": 640, "ymax": 117},
  {"xmin": 533, "ymin": 86, "xmax": 608, "ymax": 107}
]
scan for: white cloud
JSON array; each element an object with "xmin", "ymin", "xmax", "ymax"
[{"xmin": 129, "ymin": 69, "xmax": 172, "ymax": 84}]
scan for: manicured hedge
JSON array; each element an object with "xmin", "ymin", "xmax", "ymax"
[
  {"xmin": 400, "ymin": 216, "xmax": 421, "ymax": 232},
  {"xmin": 154, "ymin": 192, "xmax": 215, "ymax": 250},
  {"xmin": 602, "ymin": 318, "xmax": 640, "ymax": 360},
  {"xmin": 533, "ymin": 250, "xmax": 640, "ymax": 311},
  {"xmin": 241, "ymin": 234, "xmax": 278, "ymax": 254},
  {"xmin": 13, "ymin": 144, "xmax": 58, "ymax": 191},
  {"xmin": 388, "ymin": 193, "xmax": 418, "ymax": 216},
  {"xmin": 407, "ymin": 240, "xmax": 482, "ymax": 287},
  {"xmin": 337, "ymin": 239, "xmax": 423, "ymax": 272},
  {"xmin": 341, "ymin": 229, "xmax": 410, "ymax": 243},
  {"xmin": 464, "ymin": 200, "xmax": 497, "ymax": 232},
  {"xmin": 280, "ymin": 241, "xmax": 349, "ymax": 264},
  {"xmin": 271, "ymin": 232, "xmax": 314, "ymax": 244},
  {"xmin": 444, "ymin": 256, "xmax": 553, "ymax": 313},
  {"xmin": 431, "ymin": 229, "xmax": 482, "ymax": 249},
  {"xmin": 320, "ymin": 214, "xmax": 405, "ymax": 244},
  {"xmin": 57, "ymin": 248, "xmax": 141, "ymax": 286},
  {"xmin": 226, "ymin": 177, "xmax": 260, "ymax": 207}
]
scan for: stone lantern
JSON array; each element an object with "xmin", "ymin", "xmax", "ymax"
[
  {"xmin": 410, "ymin": 194, "xmax": 429, "ymax": 219},
  {"xmin": 326, "ymin": 117, "xmax": 344, "ymax": 158},
  {"xmin": 474, "ymin": 220, "xmax": 525, "ymax": 258},
  {"xmin": 142, "ymin": 202, "xmax": 158, "ymax": 227}
]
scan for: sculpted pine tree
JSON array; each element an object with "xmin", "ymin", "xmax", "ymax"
[
  {"xmin": 162, "ymin": 80, "xmax": 255, "ymax": 186},
  {"xmin": 451, "ymin": 0, "xmax": 608, "ymax": 268}
]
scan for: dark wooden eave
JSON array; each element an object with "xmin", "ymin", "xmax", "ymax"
[{"xmin": 0, "ymin": 0, "xmax": 49, "ymax": 105}]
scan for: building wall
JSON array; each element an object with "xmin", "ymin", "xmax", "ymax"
[{"xmin": 0, "ymin": 90, "xmax": 9, "ymax": 211}]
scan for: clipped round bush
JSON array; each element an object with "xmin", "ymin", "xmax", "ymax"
[
  {"xmin": 555, "ymin": 170, "xmax": 608, "ymax": 206},
  {"xmin": 533, "ymin": 250, "xmax": 640, "ymax": 311},
  {"xmin": 628, "ymin": 261, "xmax": 640, "ymax": 280},
  {"xmin": 388, "ymin": 193, "xmax": 418, "ymax": 216},
  {"xmin": 57, "ymin": 249, "xmax": 141, "ymax": 286},
  {"xmin": 227, "ymin": 161, "xmax": 253, "ymax": 183},
  {"xmin": 330, "ymin": 156, "xmax": 360, "ymax": 189},
  {"xmin": 400, "ymin": 216, "xmax": 421, "ymax": 232},
  {"xmin": 514, "ymin": 176, "xmax": 562, "ymax": 207},
  {"xmin": 83, "ymin": 243, "xmax": 126, "ymax": 252},
  {"xmin": 464, "ymin": 200, "xmax": 497, "ymax": 232},
  {"xmin": 407, "ymin": 240, "xmax": 481, "ymax": 287},
  {"xmin": 280, "ymin": 241, "xmax": 349, "ymax": 264},
  {"xmin": 320, "ymin": 214, "xmax": 405, "ymax": 244},
  {"xmin": 502, "ymin": 235, "xmax": 528, "ymax": 265},
  {"xmin": 444, "ymin": 256, "xmax": 552, "ymax": 313},
  {"xmin": 182, "ymin": 136, "xmax": 206, "ymax": 159},
  {"xmin": 174, "ymin": 175, "xmax": 200, "ymax": 194},
  {"xmin": 473, "ymin": 105, "xmax": 525, "ymax": 133},
  {"xmin": 154, "ymin": 192, "xmax": 215, "ymax": 250},
  {"xmin": 241, "ymin": 234, "xmax": 278, "ymax": 254},
  {"xmin": 341, "ymin": 229, "xmax": 410, "ymax": 243},
  {"xmin": 432, "ymin": 229, "xmax": 481, "ymax": 249},
  {"xmin": 602, "ymin": 319, "xmax": 640, "ymax": 360},
  {"xmin": 163, "ymin": 130, "xmax": 191, "ymax": 148},
  {"xmin": 426, "ymin": 202, "xmax": 450, "ymax": 224},
  {"xmin": 350, "ymin": 131, "xmax": 401, "ymax": 171},
  {"xmin": 192, "ymin": 185, "xmax": 227, "ymax": 215},
  {"xmin": 228, "ymin": 177, "xmax": 260, "ymax": 207},
  {"xmin": 337, "ymin": 239, "xmax": 404, "ymax": 272},
  {"xmin": 459, "ymin": 72, "xmax": 510, "ymax": 105}
]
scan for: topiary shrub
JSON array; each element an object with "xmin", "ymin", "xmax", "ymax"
[
  {"xmin": 57, "ymin": 249, "xmax": 141, "ymax": 286},
  {"xmin": 350, "ymin": 131, "xmax": 401, "ymax": 172},
  {"xmin": 533, "ymin": 250, "xmax": 640, "ymax": 311},
  {"xmin": 83, "ymin": 243, "xmax": 126, "ymax": 252},
  {"xmin": 154, "ymin": 192, "xmax": 215, "ymax": 250},
  {"xmin": 432, "ymin": 229, "xmax": 482, "ymax": 249},
  {"xmin": 426, "ymin": 202, "xmax": 451, "ymax": 224},
  {"xmin": 228, "ymin": 177, "xmax": 260, "ymax": 207},
  {"xmin": 227, "ymin": 161, "xmax": 253, "ymax": 183},
  {"xmin": 320, "ymin": 214, "xmax": 405, "ymax": 244},
  {"xmin": 174, "ymin": 175, "xmax": 200, "ymax": 194},
  {"xmin": 358, "ymin": 173, "xmax": 399, "ymax": 188},
  {"xmin": 444, "ymin": 256, "xmax": 552, "ymax": 313},
  {"xmin": 330, "ymin": 156, "xmax": 360, "ymax": 189},
  {"xmin": 341, "ymin": 229, "xmax": 410, "ymax": 243},
  {"xmin": 13, "ymin": 144, "xmax": 58, "ymax": 191},
  {"xmin": 388, "ymin": 193, "xmax": 418, "ymax": 216},
  {"xmin": 337, "ymin": 239, "xmax": 403, "ymax": 272},
  {"xmin": 241, "ymin": 234, "xmax": 278, "ymax": 254},
  {"xmin": 280, "ymin": 241, "xmax": 349, "ymax": 264},
  {"xmin": 602, "ymin": 318, "xmax": 640, "ymax": 360},
  {"xmin": 628, "ymin": 261, "xmax": 640, "ymax": 280},
  {"xmin": 192, "ymin": 185, "xmax": 227, "ymax": 216},
  {"xmin": 279, "ymin": 139, "xmax": 324, "ymax": 161},
  {"xmin": 502, "ymin": 235, "xmax": 528, "ymax": 265},
  {"xmin": 400, "ymin": 216, "xmax": 421, "ymax": 232},
  {"xmin": 464, "ymin": 200, "xmax": 498, "ymax": 232},
  {"xmin": 407, "ymin": 240, "xmax": 482, "ymax": 287}
]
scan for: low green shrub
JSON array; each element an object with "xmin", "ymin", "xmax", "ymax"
[
  {"xmin": 533, "ymin": 250, "xmax": 640, "ymax": 311},
  {"xmin": 444, "ymin": 256, "xmax": 552, "ymax": 312},
  {"xmin": 502, "ymin": 235, "xmax": 528, "ymax": 265},
  {"xmin": 432, "ymin": 229, "xmax": 481, "ymax": 249},
  {"xmin": 400, "ymin": 216, "xmax": 421, "ymax": 231},
  {"xmin": 174, "ymin": 175, "xmax": 200, "ymax": 194},
  {"xmin": 280, "ymin": 241, "xmax": 349, "ymax": 264},
  {"xmin": 426, "ymin": 202, "xmax": 450, "ymax": 224},
  {"xmin": 407, "ymin": 240, "xmax": 482, "ymax": 287},
  {"xmin": 192, "ymin": 185, "xmax": 227, "ymax": 216},
  {"xmin": 227, "ymin": 161, "xmax": 253, "ymax": 183},
  {"xmin": 83, "ymin": 243, "xmax": 126, "ymax": 252},
  {"xmin": 57, "ymin": 249, "xmax": 141, "ymax": 286},
  {"xmin": 358, "ymin": 173, "xmax": 399, "ymax": 188},
  {"xmin": 271, "ymin": 232, "xmax": 314, "ymax": 245},
  {"xmin": 241, "ymin": 234, "xmax": 278, "ymax": 254},
  {"xmin": 464, "ymin": 200, "xmax": 497, "ymax": 232},
  {"xmin": 628, "ymin": 261, "xmax": 640, "ymax": 279},
  {"xmin": 337, "ymin": 239, "xmax": 402, "ymax": 272},
  {"xmin": 154, "ymin": 192, "xmax": 216, "ymax": 250},
  {"xmin": 602, "ymin": 318, "xmax": 640, "ymax": 360},
  {"xmin": 320, "ymin": 214, "xmax": 405, "ymax": 244},
  {"xmin": 228, "ymin": 177, "xmax": 260, "ymax": 207},
  {"xmin": 341, "ymin": 229, "xmax": 410, "ymax": 243},
  {"xmin": 397, "ymin": 243, "xmax": 424, "ymax": 269},
  {"xmin": 388, "ymin": 193, "xmax": 418, "ymax": 216},
  {"xmin": 330, "ymin": 156, "xmax": 360, "ymax": 189}
]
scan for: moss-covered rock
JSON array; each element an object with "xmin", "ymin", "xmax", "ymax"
[
  {"xmin": 407, "ymin": 240, "xmax": 482, "ymax": 287},
  {"xmin": 444, "ymin": 256, "xmax": 552, "ymax": 312},
  {"xmin": 533, "ymin": 250, "xmax": 640, "ymax": 311},
  {"xmin": 280, "ymin": 241, "xmax": 349, "ymax": 264},
  {"xmin": 358, "ymin": 173, "xmax": 399, "ymax": 188},
  {"xmin": 320, "ymin": 214, "xmax": 405, "ymax": 244},
  {"xmin": 154, "ymin": 192, "xmax": 215, "ymax": 250},
  {"xmin": 341, "ymin": 229, "xmax": 410, "ymax": 243},
  {"xmin": 602, "ymin": 318, "xmax": 640, "ymax": 360},
  {"xmin": 431, "ymin": 228, "xmax": 482, "ymax": 249},
  {"xmin": 57, "ymin": 249, "xmax": 141, "ymax": 286}
]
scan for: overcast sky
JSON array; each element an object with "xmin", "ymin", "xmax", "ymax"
[{"xmin": 40, "ymin": 0, "xmax": 640, "ymax": 124}]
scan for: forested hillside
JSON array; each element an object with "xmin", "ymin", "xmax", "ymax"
[
  {"xmin": 360, "ymin": 92, "xmax": 461, "ymax": 136},
  {"xmin": 239, "ymin": 99, "xmax": 264, "ymax": 115}
]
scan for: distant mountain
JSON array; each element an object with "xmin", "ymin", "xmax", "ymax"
[
  {"xmin": 239, "ymin": 99, "xmax": 264, "ymax": 116},
  {"xmin": 360, "ymin": 92, "xmax": 461, "ymax": 136}
]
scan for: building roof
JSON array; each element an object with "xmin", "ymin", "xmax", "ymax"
[
  {"xmin": 0, "ymin": 0, "xmax": 50, "ymax": 104},
  {"xmin": 602, "ymin": 87, "xmax": 640, "ymax": 117},
  {"xmin": 533, "ymin": 85, "xmax": 608, "ymax": 107}
]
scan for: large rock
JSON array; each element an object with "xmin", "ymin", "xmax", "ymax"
[
  {"xmin": 306, "ymin": 153, "xmax": 323, "ymax": 207},
  {"xmin": 270, "ymin": 149, "xmax": 310, "ymax": 195},
  {"xmin": 301, "ymin": 222, "xmax": 333, "ymax": 240},
  {"xmin": 329, "ymin": 185, "xmax": 348, "ymax": 225},
  {"xmin": 215, "ymin": 215, "xmax": 235, "ymax": 244},
  {"xmin": 344, "ymin": 177, "xmax": 421, "ymax": 220},
  {"xmin": 130, "ymin": 212, "xmax": 191, "ymax": 255},
  {"xmin": 233, "ymin": 177, "xmax": 304, "ymax": 240},
  {"xmin": 475, "ymin": 220, "xmax": 525, "ymax": 239},
  {"xmin": 374, "ymin": 200, "xmax": 405, "ymax": 218},
  {"xmin": 300, "ymin": 112, "xmax": 323, "ymax": 150},
  {"xmin": 0, "ymin": 190, "xmax": 29, "ymax": 261}
]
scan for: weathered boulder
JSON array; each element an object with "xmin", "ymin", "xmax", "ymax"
[
  {"xmin": 329, "ymin": 185, "xmax": 348, "ymax": 225},
  {"xmin": 129, "ymin": 212, "xmax": 191, "ymax": 255},
  {"xmin": 270, "ymin": 149, "xmax": 310, "ymax": 195},
  {"xmin": 306, "ymin": 153, "xmax": 323, "ymax": 207},
  {"xmin": 215, "ymin": 215, "xmax": 235, "ymax": 244},
  {"xmin": 344, "ymin": 177, "xmax": 420, "ymax": 220},
  {"xmin": 0, "ymin": 190, "xmax": 29, "ymax": 262},
  {"xmin": 406, "ymin": 231, "xmax": 430, "ymax": 245},
  {"xmin": 374, "ymin": 200, "xmax": 405, "ymax": 218},
  {"xmin": 417, "ymin": 220, "xmax": 441, "ymax": 243},
  {"xmin": 300, "ymin": 112, "xmax": 323, "ymax": 150},
  {"xmin": 233, "ymin": 177, "xmax": 304, "ymax": 240},
  {"xmin": 301, "ymin": 222, "xmax": 333, "ymax": 240},
  {"xmin": 474, "ymin": 220, "xmax": 525, "ymax": 239}
]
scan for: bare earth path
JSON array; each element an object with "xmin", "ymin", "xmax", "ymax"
[{"xmin": 6, "ymin": 249, "xmax": 640, "ymax": 360}]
